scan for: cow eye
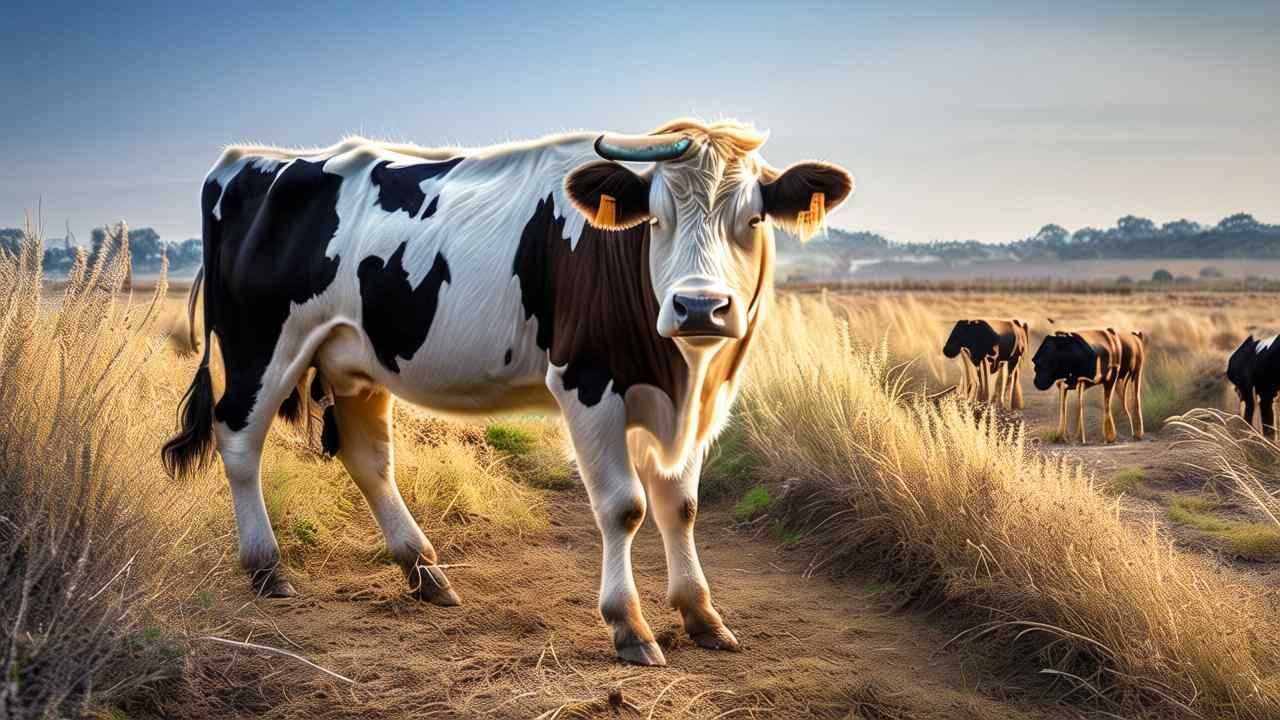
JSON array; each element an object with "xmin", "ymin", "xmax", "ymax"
[{"xmin": 748, "ymin": 215, "xmax": 763, "ymax": 229}]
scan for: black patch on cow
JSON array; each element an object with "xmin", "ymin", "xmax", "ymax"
[
  {"xmin": 321, "ymin": 404, "xmax": 340, "ymax": 457},
  {"xmin": 358, "ymin": 243, "xmax": 451, "ymax": 373},
  {"xmin": 504, "ymin": 348, "xmax": 513, "ymax": 365},
  {"xmin": 310, "ymin": 372, "xmax": 327, "ymax": 402},
  {"xmin": 512, "ymin": 193, "xmax": 687, "ymax": 407},
  {"xmin": 561, "ymin": 358, "xmax": 613, "ymax": 407},
  {"xmin": 422, "ymin": 195, "xmax": 439, "ymax": 219},
  {"xmin": 511, "ymin": 195, "xmax": 564, "ymax": 351},
  {"xmin": 369, "ymin": 158, "xmax": 462, "ymax": 218},
  {"xmin": 208, "ymin": 158, "xmax": 343, "ymax": 432}
]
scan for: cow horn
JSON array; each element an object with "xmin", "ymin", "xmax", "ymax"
[{"xmin": 594, "ymin": 132, "xmax": 693, "ymax": 162}]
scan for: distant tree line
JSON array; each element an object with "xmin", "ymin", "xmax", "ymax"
[
  {"xmin": 0, "ymin": 227, "xmax": 202, "ymax": 277},
  {"xmin": 784, "ymin": 212, "xmax": 1280, "ymax": 262}
]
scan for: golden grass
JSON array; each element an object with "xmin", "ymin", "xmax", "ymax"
[{"xmin": 735, "ymin": 294, "xmax": 1280, "ymax": 717}]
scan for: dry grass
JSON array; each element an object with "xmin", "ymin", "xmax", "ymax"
[
  {"xmin": 0, "ymin": 222, "xmax": 547, "ymax": 718},
  {"xmin": 735, "ymin": 294, "xmax": 1280, "ymax": 717},
  {"xmin": 0, "ymin": 221, "xmax": 188, "ymax": 717}
]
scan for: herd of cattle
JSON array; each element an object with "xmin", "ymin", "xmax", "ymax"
[{"xmin": 944, "ymin": 319, "xmax": 1279, "ymax": 442}]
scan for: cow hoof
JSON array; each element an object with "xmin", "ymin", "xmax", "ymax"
[
  {"xmin": 690, "ymin": 625, "xmax": 740, "ymax": 652},
  {"xmin": 617, "ymin": 640, "xmax": 667, "ymax": 667},
  {"xmin": 408, "ymin": 564, "xmax": 462, "ymax": 607},
  {"xmin": 251, "ymin": 568, "xmax": 297, "ymax": 598}
]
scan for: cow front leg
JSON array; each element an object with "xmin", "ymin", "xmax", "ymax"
[
  {"xmin": 1056, "ymin": 382, "xmax": 1068, "ymax": 441},
  {"xmin": 1076, "ymin": 382, "xmax": 1088, "ymax": 444},
  {"xmin": 334, "ymin": 389, "xmax": 458, "ymax": 606},
  {"xmin": 549, "ymin": 368, "xmax": 662, "ymax": 666},
  {"xmin": 995, "ymin": 362, "xmax": 1009, "ymax": 409},
  {"xmin": 1243, "ymin": 391, "xmax": 1257, "ymax": 429},
  {"xmin": 636, "ymin": 450, "xmax": 739, "ymax": 652},
  {"xmin": 958, "ymin": 358, "xmax": 971, "ymax": 399}
]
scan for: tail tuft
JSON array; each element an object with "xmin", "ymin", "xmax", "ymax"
[
  {"xmin": 278, "ymin": 387, "xmax": 304, "ymax": 425},
  {"xmin": 321, "ymin": 404, "xmax": 341, "ymax": 457},
  {"xmin": 161, "ymin": 364, "xmax": 215, "ymax": 480}
]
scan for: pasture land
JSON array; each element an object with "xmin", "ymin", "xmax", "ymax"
[{"xmin": 6, "ymin": 231, "xmax": 1280, "ymax": 719}]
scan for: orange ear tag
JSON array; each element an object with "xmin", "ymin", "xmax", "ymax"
[{"xmin": 595, "ymin": 194, "xmax": 617, "ymax": 227}]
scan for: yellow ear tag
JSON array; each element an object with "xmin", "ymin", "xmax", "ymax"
[
  {"xmin": 796, "ymin": 192, "xmax": 827, "ymax": 242},
  {"xmin": 595, "ymin": 194, "xmax": 617, "ymax": 227}
]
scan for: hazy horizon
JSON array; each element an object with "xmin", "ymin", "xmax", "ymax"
[{"xmin": 3, "ymin": 1, "xmax": 1277, "ymax": 245}]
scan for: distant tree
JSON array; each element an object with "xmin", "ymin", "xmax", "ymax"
[
  {"xmin": 1161, "ymin": 219, "xmax": 1202, "ymax": 236},
  {"xmin": 0, "ymin": 227, "xmax": 22, "ymax": 256},
  {"xmin": 167, "ymin": 238, "xmax": 203, "ymax": 270},
  {"xmin": 1071, "ymin": 227, "xmax": 1103, "ymax": 244},
  {"xmin": 1217, "ymin": 213, "xmax": 1261, "ymax": 232},
  {"xmin": 1199, "ymin": 265, "xmax": 1225, "ymax": 279},
  {"xmin": 1116, "ymin": 215, "xmax": 1157, "ymax": 238},
  {"xmin": 1116, "ymin": 275, "xmax": 1134, "ymax": 285},
  {"xmin": 1033, "ymin": 224, "xmax": 1070, "ymax": 246},
  {"xmin": 1152, "ymin": 268, "xmax": 1174, "ymax": 283}
]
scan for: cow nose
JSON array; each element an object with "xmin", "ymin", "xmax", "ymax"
[{"xmin": 672, "ymin": 292, "xmax": 733, "ymax": 337}]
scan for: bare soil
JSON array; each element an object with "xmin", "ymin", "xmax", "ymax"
[{"xmin": 160, "ymin": 493, "xmax": 1086, "ymax": 719}]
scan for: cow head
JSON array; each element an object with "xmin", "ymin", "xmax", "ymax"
[
  {"xmin": 1227, "ymin": 335, "xmax": 1258, "ymax": 399},
  {"xmin": 943, "ymin": 320, "xmax": 997, "ymax": 366},
  {"xmin": 1032, "ymin": 333, "xmax": 1093, "ymax": 391},
  {"xmin": 565, "ymin": 120, "xmax": 853, "ymax": 345}
]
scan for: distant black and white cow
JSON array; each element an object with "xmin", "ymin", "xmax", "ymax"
[
  {"xmin": 1031, "ymin": 328, "xmax": 1145, "ymax": 444},
  {"xmin": 1227, "ymin": 334, "xmax": 1280, "ymax": 438},
  {"xmin": 942, "ymin": 319, "xmax": 1028, "ymax": 409},
  {"xmin": 161, "ymin": 119, "xmax": 853, "ymax": 666}
]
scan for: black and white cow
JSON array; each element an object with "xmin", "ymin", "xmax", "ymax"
[
  {"xmin": 162, "ymin": 119, "xmax": 853, "ymax": 666},
  {"xmin": 1227, "ymin": 334, "xmax": 1280, "ymax": 438}
]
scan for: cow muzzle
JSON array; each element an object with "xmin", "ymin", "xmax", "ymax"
[{"xmin": 659, "ymin": 286, "xmax": 745, "ymax": 340}]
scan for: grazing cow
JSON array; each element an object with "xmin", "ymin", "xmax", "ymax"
[
  {"xmin": 161, "ymin": 119, "xmax": 853, "ymax": 666},
  {"xmin": 1226, "ymin": 334, "xmax": 1280, "ymax": 438},
  {"xmin": 1031, "ymin": 329, "xmax": 1145, "ymax": 443},
  {"xmin": 942, "ymin": 319, "xmax": 1028, "ymax": 409}
]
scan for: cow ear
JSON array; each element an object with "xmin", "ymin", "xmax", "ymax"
[
  {"xmin": 761, "ymin": 162, "xmax": 854, "ymax": 241},
  {"xmin": 565, "ymin": 161, "xmax": 651, "ymax": 230}
]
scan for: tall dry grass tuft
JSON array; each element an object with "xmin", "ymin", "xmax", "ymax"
[
  {"xmin": 737, "ymin": 295, "xmax": 1280, "ymax": 717},
  {"xmin": 0, "ymin": 221, "xmax": 188, "ymax": 718},
  {"xmin": 1169, "ymin": 408, "xmax": 1280, "ymax": 524}
]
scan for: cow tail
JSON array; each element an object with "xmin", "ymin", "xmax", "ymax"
[{"xmin": 162, "ymin": 239, "xmax": 218, "ymax": 480}]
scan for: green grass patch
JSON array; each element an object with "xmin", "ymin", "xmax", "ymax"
[
  {"xmin": 485, "ymin": 418, "xmax": 576, "ymax": 490},
  {"xmin": 485, "ymin": 422, "xmax": 537, "ymax": 455},
  {"xmin": 769, "ymin": 521, "xmax": 802, "ymax": 546},
  {"xmin": 1106, "ymin": 467, "xmax": 1147, "ymax": 495},
  {"xmin": 1167, "ymin": 496, "xmax": 1231, "ymax": 532},
  {"xmin": 1036, "ymin": 427, "xmax": 1064, "ymax": 444},
  {"xmin": 734, "ymin": 486, "xmax": 770, "ymax": 520},
  {"xmin": 1222, "ymin": 525, "xmax": 1280, "ymax": 561},
  {"xmin": 703, "ymin": 417, "xmax": 764, "ymax": 502}
]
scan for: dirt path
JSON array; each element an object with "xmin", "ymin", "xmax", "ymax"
[{"xmin": 170, "ymin": 494, "xmax": 1084, "ymax": 719}]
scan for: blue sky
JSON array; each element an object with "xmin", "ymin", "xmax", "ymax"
[{"xmin": 1, "ymin": 1, "xmax": 1277, "ymax": 244}]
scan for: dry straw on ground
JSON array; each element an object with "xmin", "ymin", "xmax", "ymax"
[{"xmin": 736, "ymin": 294, "xmax": 1280, "ymax": 718}]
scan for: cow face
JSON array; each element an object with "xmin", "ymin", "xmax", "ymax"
[
  {"xmin": 1032, "ymin": 334, "xmax": 1090, "ymax": 391},
  {"xmin": 1227, "ymin": 335, "xmax": 1258, "ymax": 399},
  {"xmin": 943, "ymin": 320, "xmax": 997, "ymax": 366},
  {"xmin": 566, "ymin": 122, "xmax": 853, "ymax": 345}
]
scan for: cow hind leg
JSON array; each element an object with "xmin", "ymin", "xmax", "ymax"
[
  {"xmin": 1131, "ymin": 366, "xmax": 1146, "ymax": 439},
  {"xmin": 332, "ymin": 389, "xmax": 459, "ymax": 606},
  {"xmin": 1056, "ymin": 383, "xmax": 1068, "ymax": 441},
  {"xmin": 635, "ymin": 449, "xmax": 738, "ymax": 652},
  {"xmin": 1009, "ymin": 363, "xmax": 1024, "ymax": 411},
  {"xmin": 214, "ymin": 370, "xmax": 302, "ymax": 598},
  {"xmin": 1101, "ymin": 379, "xmax": 1118, "ymax": 443},
  {"xmin": 1260, "ymin": 391, "xmax": 1277, "ymax": 441},
  {"xmin": 550, "ymin": 368, "xmax": 662, "ymax": 666}
]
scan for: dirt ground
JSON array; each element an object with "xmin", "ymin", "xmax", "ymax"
[{"xmin": 163, "ymin": 492, "xmax": 1090, "ymax": 720}]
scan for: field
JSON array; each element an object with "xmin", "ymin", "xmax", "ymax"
[{"xmin": 7, "ymin": 230, "xmax": 1280, "ymax": 720}]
